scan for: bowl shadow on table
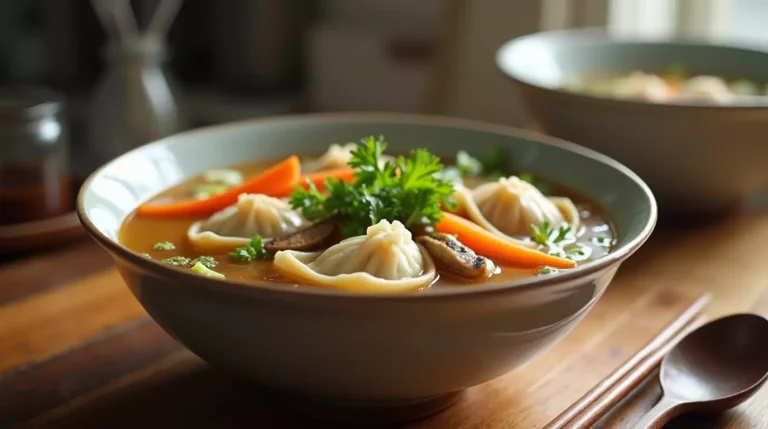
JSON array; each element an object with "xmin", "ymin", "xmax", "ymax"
[
  {"xmin": 36, "ymin": 357, "xmax": 468, "ymax": 429},
  {"xmin": 38, "ymin": 357, "xmax": 739, "ymax": 429},
  {"xmin": 35, "ymin": 360, "xmax": 352, "ymax": 429}
]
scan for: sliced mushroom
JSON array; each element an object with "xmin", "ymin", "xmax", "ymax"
[
  {"xmin": 416, "ymin": 233, "xmax": 496, "ymax": 279},
  {"xmin": 265, "ymin": 218, "xmax": 340, "ymax": 252}
]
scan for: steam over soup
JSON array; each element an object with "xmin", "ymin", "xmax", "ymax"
[{"xmin": 120, "ymin": 136, "xmax": 616, "ymax": 293}]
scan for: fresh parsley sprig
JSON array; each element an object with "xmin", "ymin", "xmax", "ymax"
[
  {"xmin": 290, "ymin": 136, "xmax": 456, "ymax": 237},
  {"xmin": 230, "ymin": 234, "xmax": 272, "ymax": 262},
  {"xmin": 530, "ymin": 221, "xmax": 589, "ymax": 261}
]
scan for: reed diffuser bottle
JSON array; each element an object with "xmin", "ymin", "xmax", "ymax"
[{"xmin": 86, "ymin": 0, "xmax": 186, "ymax": 166}]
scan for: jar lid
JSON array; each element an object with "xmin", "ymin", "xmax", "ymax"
[{"xmin": 0, "ymin": 86, "xmax": 63, "ymax": 126}]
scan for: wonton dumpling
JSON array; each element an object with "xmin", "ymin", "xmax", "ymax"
[
  {"xmin": 307, "ymin": 143, "xmax": 357, "ymax": 172},
  {"xmin": 305, "ymin": 143, "xmax": 395, "ymax": 172},
  {"xmin": 679, "ymin": 76, "xmax": 735, "ymax": 103},
  {"xmin": 614, "ymin": 71, "xmax": 671, "ymax": 102},
  {"xmin": 273, "ymin": 220, "xmax": 436, "ymax": 293},
  {"xmin": 453, "ymin": 176, "xmax": 579, "ymax": 245},
  {"xmin": 187, "ymin": 193, "xmax": 309, "ymax": 251}
]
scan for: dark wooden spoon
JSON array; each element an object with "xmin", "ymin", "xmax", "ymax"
[{"xmin": 631, "ymin": 313, "xmax": 768, "ymax": 429}]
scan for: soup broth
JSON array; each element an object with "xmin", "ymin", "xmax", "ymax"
[{"xmin": 120, "ymin": 141, "xmax": 616, "ymax": 293}]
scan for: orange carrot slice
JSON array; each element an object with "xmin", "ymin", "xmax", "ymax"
[
  {"xmin": 137, "ymin": 155, "xmax": 301, "ymax": 218},
  {"xmin": 435, "ymin": 211, "xmax": 576, "ymax": 269}
]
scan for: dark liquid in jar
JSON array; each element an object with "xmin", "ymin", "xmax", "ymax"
[{"xmin": 0, "ymin": 164, "xmax": 71, "ymax": 225}]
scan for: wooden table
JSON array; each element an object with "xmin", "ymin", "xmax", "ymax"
[{"xmin": 2, "ymin": 212, "xmax": 768, "ymax": 429}]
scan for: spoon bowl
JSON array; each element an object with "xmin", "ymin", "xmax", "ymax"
[
  {"xmin": 633, "ymin": 313, "xmax": 768, "ymax": 429},
  {"xmin": 663, "ymin": 313, "xmax": 768, "ymax": 405}
]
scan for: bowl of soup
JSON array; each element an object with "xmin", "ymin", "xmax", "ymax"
[
  {"xmin": 497, "ymin": 28, "xmax": 768, "ymax": 215},
  {"xmin": 77, "ymin": 113, "xmax": 655, "ymax": 420}
]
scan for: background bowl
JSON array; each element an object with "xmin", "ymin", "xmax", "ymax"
[
  {"xmin": 497, "ymin": 28, "xmax": 768, "ymax": 215},
  {"xmin": 78, "ymin": 113, "xmax": 655, "ymax": 420}
]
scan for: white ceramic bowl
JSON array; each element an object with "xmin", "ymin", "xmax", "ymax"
[
  {"xmin": 78, "ymin": 113, "xmax": 656, "ymax": 421},
  {"xmin": 497, "ymin": 28, "xmax": 768, "ymax": 215}
]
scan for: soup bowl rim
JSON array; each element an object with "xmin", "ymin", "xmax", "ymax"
[
  {"xmin": 496, "ymin": 26, "xmax": 768, "ymax": 110},
  {"xmin": 77, "ymin": 112, "xmax": 657, "ymax": 302}
]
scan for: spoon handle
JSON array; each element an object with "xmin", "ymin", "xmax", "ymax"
[{"xmin": 630, "ymin": 395, "xmax": 684, "ymax": 429}]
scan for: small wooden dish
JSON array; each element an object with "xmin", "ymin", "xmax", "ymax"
[{"xmin": 0, "ymin": 211, "xmax": 86, "ymax": 255}]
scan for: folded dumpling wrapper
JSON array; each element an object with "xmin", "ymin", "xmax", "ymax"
[
  {"xmin": 304, "ymin": 142, "xmax": 395, "ymax": 172},
  {"xmin": 274, "ymin": 220, "xmax": 436, "ymax": 293},
  {"xmin": 188, "ymin": 193, "xmax": 309, "ymax": 252},
  {"xmin": 614, "ymin": 71, "xmax": 671, "ymax": 102},
  {"xmin": 453, "ymin": 176, "xmax": 580, "ymax": 247},
  {"xmin": 679, "ymin": 75, "xmax": 735, "ymax": 103}
]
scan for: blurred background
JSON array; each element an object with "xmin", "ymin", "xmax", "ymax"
[{"xmin": 0, "ymin": 0, "xmax": 765, "ymax": 178}]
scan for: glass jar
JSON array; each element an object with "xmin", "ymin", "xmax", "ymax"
[{"xmin": 0, "ymin": 87, "xmax": 70, "ymax": 225}]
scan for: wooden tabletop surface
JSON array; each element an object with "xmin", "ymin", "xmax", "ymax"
[{"xmin": 2, "ymin": 210, "xmax": 768, "ymax": 428}]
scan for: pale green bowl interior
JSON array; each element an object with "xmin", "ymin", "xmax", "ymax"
[{"xmin": 81, "ymin": 115, "xmax": 654, "ymax": 263}]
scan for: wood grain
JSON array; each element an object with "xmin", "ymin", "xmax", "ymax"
[
  {"xmin": 2, "ymin": 213, "xmax": 768, "ymax": 428},
  {"xmin": 0, "ymin": 318, "xmax": 180, "ymax": 428},
  {"xmin": 0, "ymin": 269, "xmax": 144, "ymax": 373}
]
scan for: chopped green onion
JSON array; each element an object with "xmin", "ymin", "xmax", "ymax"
[
  {"xmin": 193, "ymin": 183, "xmax": 231, "ymax": 200},
  {"xmin": 592, "ymin": 236, "xmax": 613, "ymax": 247},
  {"xmin": 436, "ymin": 166, "xmax": 463, "ymax": 182},
  {"xmin": 456, "ymin": 151, "xmax": 483, "ymax": 177},
  {"xmin": 730, "ymin": 79, "xmax": 759, "ymax": 96},
  {"xmin": 190, "ymin": 261, "xmax": 226, "ymax": 279},
  {"xmin": 162, "ymin": 256, "xmax": 191, "ymax": 266},
  {"xmin": 153, "ymin": 241, "xmax": 176, "ymax": 251},
  {"xmin": 537, "ymin": 266, "xmax": 558, "ymax": 276},
  {"xmin": 191, "ymin": 256, "xmax": 218, "ymax": 268},
  {"xmin": 202, "ymin": 169, "xmax": 243, "ymax": 187}
]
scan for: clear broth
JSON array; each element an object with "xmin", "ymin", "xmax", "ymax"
[{"xmin": 119, "ymin": 161, "xmax": 617, "ymax": 291}]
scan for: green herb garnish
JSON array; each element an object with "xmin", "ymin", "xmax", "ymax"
[
  {"xmin": 530, "ymin": 222, "xmax": 588, "ymax": 261},
  {"xmin": 153, "ymin": 241, "xmax": 176, "ymax": 251},
  {"xmin": 456, "ymin": 150, "xmax": 483, "ymax": 177},
  {"xmin": 730, "ymin": 79, "xmax": 759, "ymax": 96},
  {"xmin": 436, "ymin": 166, "xmax": 462, "ymax": 182},
  {"xmin": 530, "ymin": 222, "xmax": 553, "ymax": 246},
  {"xmin": 290, "ymin": 136, "xmax": 455, "ymax": 237},
  {"xmin": 230, "ymin": 234, "xmax": 272, "ymax": 262},
  {"xmin": 191, "ymin": 255, "xmax": 218, "ymax": 268},
  {"xmin": 537, "ymin": 266, "xmax": 558, "ymax": 276},
  {"xmin": 193, "ymin": 183, "xmax": 231, "ymax": 200},
  {"xmin": 531, "ymin": 222, "xmax": 572, "ymax": 246},
  {"xmin": 483, "ymin": 147, "xmax": 508, "ymax": 176},
  {"xmin": 564, "ymin": 243, "xmax": 585, "ymax": 257},
  {"xmin": 664, "ymin": 63, "xmax": 687, "ymax": 80},
  {"xmin": 202, "ymin": 168, "xmax": 243, "ymax": 187},
  {"xmin": 519, "ymin": 172, "xmax": 534, "ymax": 183},
  {"xmin": 162, "ymin": 256, "xmax": 191, "ymax": 266},
  {"xmin": 592, "ymin": 236, "xmax": 613, "ymax": 247}
]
